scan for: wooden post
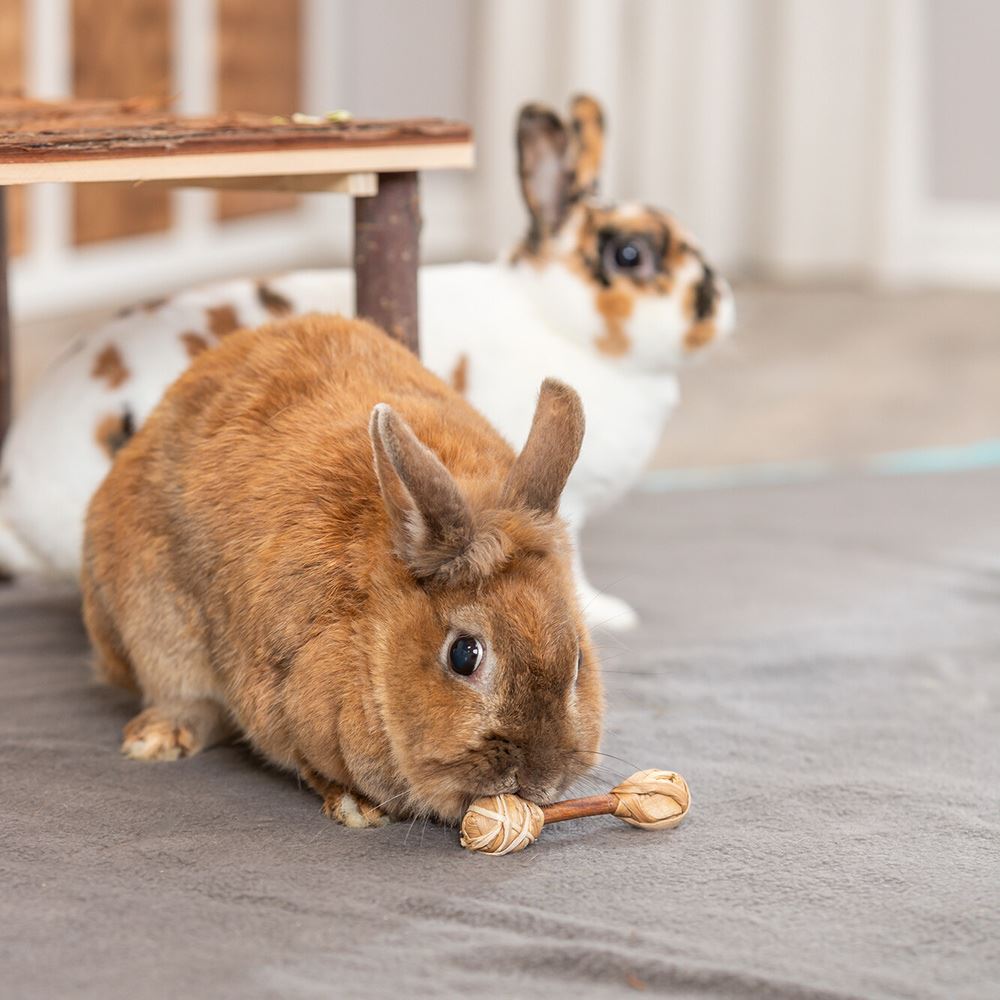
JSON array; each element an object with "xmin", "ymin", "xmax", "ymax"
[
  {"xmin": 0, "ymin": 188, "xmax": 10, "ymax": 447},
  {"xmin": 353, "ymin": 171, "xmax": 421, "ymax": 354}
]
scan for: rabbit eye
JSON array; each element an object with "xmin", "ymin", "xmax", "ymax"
[
  {"xmin": 615, "ymin": 242, "xmax": 642, "ymax": 268},
  {"xmin": 603, "ymin": 235, "xmax": 655, "ymax": 280},
  {"xmin": 448, "ymin": 635, "xmax": 484, "ymax": 676}
]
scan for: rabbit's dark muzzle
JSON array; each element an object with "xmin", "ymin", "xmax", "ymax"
[{"xmin": 474, "ymin": 731, "xmax": 585, "ymax": 806}]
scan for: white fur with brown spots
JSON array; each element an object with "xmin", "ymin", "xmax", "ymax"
[{"xmin": 0, "ymin": 96, "xmax": 734, "ymax": 629}]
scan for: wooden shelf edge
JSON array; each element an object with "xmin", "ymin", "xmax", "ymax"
[
  {"xmin": 165, "ymin": 171, "xmax": 378, "ymax": 195},
  {"xmin": 0, "ymin": 141, "xmax": 475, "ymax": 186}
]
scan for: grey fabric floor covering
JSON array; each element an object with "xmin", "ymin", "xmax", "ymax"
[{"xmin": 2, "ymin": 468, "xmax": 998, "ymax": 999}]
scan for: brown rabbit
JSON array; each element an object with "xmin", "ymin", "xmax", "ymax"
[{"xmin": 82, "ymin": 315, "xmax": 603, "ymax": 827}]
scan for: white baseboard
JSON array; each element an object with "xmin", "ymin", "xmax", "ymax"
[
  {"xmin": 9, "ymin": 182, "xmax": 482, "ymax": 323},
  {"xmin": 879, "ymin": 203, "xmax": 1000, "ymax": 288},
  {"xmin": 10, "ymin": 210, "xmax": 328, "ymax": 321}
]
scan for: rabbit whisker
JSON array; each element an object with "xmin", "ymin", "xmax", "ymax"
[
  {"xmin": 402, "ymin": 812, "xmax": 422, "ymax": 847},
  {"xmin": 370, "ymin": 788, "xmax": 413, "ymax": 814},
  {"xmin": 565, "ymin": 747, "xmax": 641, "ymax": 772},
  {"xmin": 594, "ymin": 629, "xmax": 634, "ymax": 653}
]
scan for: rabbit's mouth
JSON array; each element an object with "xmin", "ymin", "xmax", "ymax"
[
  {"xmin": 470, "ymin": 763, "xmax": 579, "ymax": 806},
  {"xmin": 410, "ymin": 734, "xmax": 591, "ymax": 822},
  {"xmin": 474, "ymin": 774, "xmax": 521, "ymax": 798},
  {"xmin": 415, "ymin": 768, "xmax": 570, "ymax": 824},
  {"xmin": 456, "ymin": 781, "xmax": 565, "ymax": 820},
  {"xmin": 512, "ymin": 782, "xmax": 568, "ymax": 806}
]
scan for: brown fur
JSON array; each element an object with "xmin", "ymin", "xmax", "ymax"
[
  {"xmin": 82, "ymin": 316, "xmax": 603, "ymax": 827},
  {"xmin": 257, "ymin": 281, "xmax": 293, "ymax": 317},
  {"xmin": 449, "ymin": 353, "xmax": 469, "ymax": 394},
  {"xmin": 180, "ymin": 331, "xmax": 210, "ymax": 358},
  {"xmin": 206, "ymin": 304, "xmax": 241, "ymax": 337},
  {"xmin": 685, "ymin": 319, "xmax": 716, "ymax": 351},
  {"xmin": 94, "ymin": 411, "xmax": 133, "ymax": 458},
  {"xmin": 91, "ymin": 344, "xmax": 129, "ymax": 389},
  {"xmin": 568, "ymin": 94, "xmax": 604, "ymax": 198},
  {"xmin": 501, "ymin": 379, "xmax": 585, "ymax": 514},
  {"xmin": 593, "ymin": 286, "xmax": 634, "ymax": 357}
]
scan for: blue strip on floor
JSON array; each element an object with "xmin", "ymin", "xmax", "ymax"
[
  {"xmin": 869, "ymin": 439, "xmax": 1000, "ymax": 475},
  {"xmin": 639, "ymin": 439, "xmax": 1000, "ymax": 492}
]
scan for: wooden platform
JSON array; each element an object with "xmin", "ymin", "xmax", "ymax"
[
  {"xmin": 0, "ymin": 98, "xmax": 474, "ymax": 183},
  {"xmin": 0, "ymin": 97, "xmax": 475, "ymax": 441}
]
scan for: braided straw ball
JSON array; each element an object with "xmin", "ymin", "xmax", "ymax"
[
  {"xmin": 611, "ymin": 769, "xmax": 691, "ymax": 829},
  {"xmin": 459, "ymin": 795, "xmax": 544, "ymax": 856}
]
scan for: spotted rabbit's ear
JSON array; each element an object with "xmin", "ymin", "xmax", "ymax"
[
  {"xmin": 517, "ymin": 103, "xmax": 573, "ymax": 246},
  {"xmin": 567, "ymin": 94, "xmax": 605, "ymax": 199}
]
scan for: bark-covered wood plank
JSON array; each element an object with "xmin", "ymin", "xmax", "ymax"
[
  {"xmin": 217, "ymin": 0, "xmax": 301, "ymax": 221},
  {"xmin": 0, "ymin": 0, "xmax": 27, "ymax": 255},
  {"xmin": 71, "ymin": 0, "xmax": 172, "ymax": 245},
  {"xmin": 0, "ymin": 97, "xmax": 471, "ymax": 163}
]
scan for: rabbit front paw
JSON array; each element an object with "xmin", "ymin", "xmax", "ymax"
[
  {"xmin": 299, "ymin": 764, "xmax": 391, "ymax": 828},
  {"xmin": 121, "ymin": 707, "xmax": 196, "ymax": 761},
  {"xmin": 321, "ymin": 788, "xmax": 392, "ymax": 829},
  {"xmin": 120, "ymin": 699, "xmax": 233, "ymax": 761}
]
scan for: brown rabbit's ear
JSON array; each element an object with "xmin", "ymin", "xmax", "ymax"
[
  {"xmin": 501, "ymin": 379, "xmax": 585, "ymax": 515},
  {"xmin": 517, "ymin": 103, "xmax": 573, "ymax": 243},
  {"xmin": 567, "ymin": 94, "xmax": 605, "ymax": 198},
  {"xmin": 370, "ymin": 404, "xmax": 474, "ymax": 577}
]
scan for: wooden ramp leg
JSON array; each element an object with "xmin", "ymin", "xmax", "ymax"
[
  {"xmin": 353, "ymin": 171, "xmax": 421, "ymax": 355},
  {"xmin": 0, "ymin": 188, "xmax": 10, "ymax": 448}
]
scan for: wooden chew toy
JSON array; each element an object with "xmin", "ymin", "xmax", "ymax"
[{"xmin": 460, "ymin": 768, "xmax": 690, "ymax": 856}]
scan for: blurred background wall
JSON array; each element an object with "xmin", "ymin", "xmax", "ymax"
[{"xmin": 2, "ymin": 0, "xmax": 999, "ymax": 324}]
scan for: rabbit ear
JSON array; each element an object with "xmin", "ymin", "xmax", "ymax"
[
  {"xmin": 370, "ymin": 404, "xmax": 474, "ymax": 576},
  {"xmin": 517, "ymin": 103, "xmax": 573, "ymax": 243},
  {"xmin": 502, "ymin": 379, "xmax": 585, "ymax": 515},
  {"xmin": 567, "ymin": 94, "xmax": 605, "ymax": 198}
]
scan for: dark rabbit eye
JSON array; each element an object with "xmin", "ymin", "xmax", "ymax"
[
  {"xmin": 448, "ymin": 635, "xmax": 483, "ymax": 676},
  {"xmin": 615, "ymin": 242, "xmax": 642, "ymax": 268},
  {"xmin": 603, "ymin": 235, "xmax": 655, "ymax": 280}
]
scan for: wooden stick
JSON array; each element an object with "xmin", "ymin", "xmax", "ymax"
[{"xmin": 541, "ymin": 793, "xmax": 617, "ymax": 824}]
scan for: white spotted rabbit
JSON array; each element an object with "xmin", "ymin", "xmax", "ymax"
[{"xmin": 0, "ymin": 95, "xmax": 734, "ymax": 629}]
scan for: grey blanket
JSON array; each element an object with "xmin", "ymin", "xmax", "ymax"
[{"xmin": 2, "ymin": 469, "xmax": 998, "ymax": 999}]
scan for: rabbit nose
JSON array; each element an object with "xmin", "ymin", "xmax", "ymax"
[
  {"xmin": 517, "ymin": 778, "xmax": 563, "ymax": 804},
  {"xmin": 482, "ymin": 772, "xmax": 519, "ymax": 796}
]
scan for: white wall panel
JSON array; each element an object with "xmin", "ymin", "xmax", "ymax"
[{"xmin": 10, "ymin": 0, "xmax": 1000, "ymax": 322}]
